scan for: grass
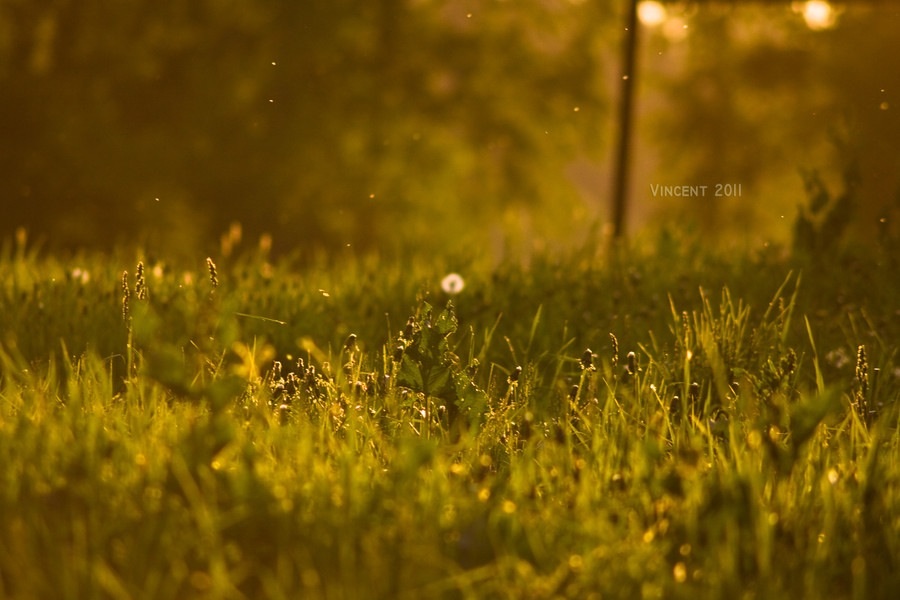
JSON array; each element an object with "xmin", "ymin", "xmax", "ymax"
[{"xmin": 1, "ymin": 229, "xmax": 899, "ymax": 599}]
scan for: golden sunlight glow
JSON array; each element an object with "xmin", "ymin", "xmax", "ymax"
[
  {"xmin": 662, "ymin": 17, "xmax": 689, "ymax": 42},
  {"xmin": 795, "ymin": 1, "xmax": 837, "ymax": 31},
  {"xmin": 638, "ymin": 1, "xmax": 668, "ymax": 27}
]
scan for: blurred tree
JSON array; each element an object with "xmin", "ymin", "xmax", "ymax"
[
  {"xmin": 639, "ymin": 2, "xmax": 900, "ymax": 246},
  {"xmin": 0, "ymin": 0, "xmax": 614, "ymax": 259}
]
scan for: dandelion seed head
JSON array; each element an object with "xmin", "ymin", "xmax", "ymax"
[{"xmin": 441, "ymin": 273, "xmax": 465, "ymax": 295}]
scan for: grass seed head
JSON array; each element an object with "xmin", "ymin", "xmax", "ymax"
[
  {"xmin": 206, "ymin": 257, "xmax": 219, "ymax": 288},
  {"xmin": 671, "ymin": 395, "xmax": 681, "ymax": 416},
  {"xmin": 403, "ymin": 316, "xmax": 416, "ymax": 341},
  {"xmin": 121, "ymin": 270, "xmax": 131, "ymax": 321},
  {"xmin": 135, "ymin": 261, "xmax": 147, "ymax": 300},
  {"xmin": 855, "ymin": 345, "xmax": 868, "ymax": 392},
  {"xmin": 689, "ymin": 382, "xmax": 700, "ymax": 406},
  {"xmin": 344, "ymin": 334, "xmax": 358, "ymax": 352},
  {"xmin": 626, "ymin": 351, "xmax": 637, "ymax": 375},
  {"xmin": 581, "ymin": 348, "xmax": 595, "ymax": 371},
  {"xmin": 467, "ymin": 358, "xmax": 480, "ymax": 378},
  {"xmin": 285, "ymin": 372, "xmax": 298, "ymax": 396},
  {"xmin": 609, "ymin": 333, "xmax": 619, "ymax": 370},
  {"xmin": 854, "ymin": 344, "xmax": 869, "ymax": 420}
]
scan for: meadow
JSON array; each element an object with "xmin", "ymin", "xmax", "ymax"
[{"xmin": 0, "ymin": 229, "xmax": 898, "ymax": 599}]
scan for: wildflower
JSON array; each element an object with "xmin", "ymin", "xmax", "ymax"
[
  {"xmin": 441, "ymin": 273, "xmax": 465, "ymax": 295},
  {"xmin": 15, "ymin": 227, "xmax": 27, "ymax": 250},
  {"xmin": 259, "ymin": 233, "xmax": 273, "ymax": 255},
  {"xmin": 221, "ymin": 221, "xmax": 242, "ymax": 257},
  {"xmin": 71, "ymin": 268, "xmax": 90, "ymax": 284}
]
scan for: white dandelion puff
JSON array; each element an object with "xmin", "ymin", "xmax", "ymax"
[{"xmin": 441, "ymin": 273, "xmax": 465, "ymax": 295}]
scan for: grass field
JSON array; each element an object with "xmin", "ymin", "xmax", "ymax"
[{"xmin": 1, "ymin": 229, "xmax": 898, "ymax": 599}]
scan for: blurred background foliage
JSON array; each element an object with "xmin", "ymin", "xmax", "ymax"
[
  {"xmin": 1, "ymin": 0, "xmax": 899, "ymax": 260},
  {"xmin": 639, "ymin": 1, "xmax": 900, "ymax": 248}
]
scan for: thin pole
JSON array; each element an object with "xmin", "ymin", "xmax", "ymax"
[{"xmin": 611, "ymin": 0, "xmax": 640, "ymax": 238}]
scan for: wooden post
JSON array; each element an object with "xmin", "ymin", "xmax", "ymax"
[{"xmin": 611, "ymin": 0, "xmax": 640, "ymax": 238}]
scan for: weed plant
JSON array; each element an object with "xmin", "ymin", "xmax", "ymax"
[{"xmin": 0, "ymin": 229, "xmax": 898, "ymax": 599}]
